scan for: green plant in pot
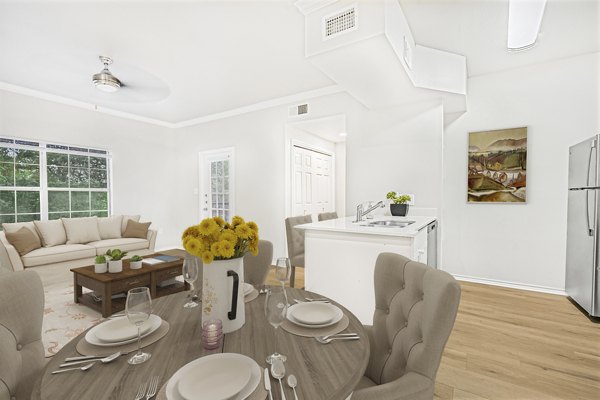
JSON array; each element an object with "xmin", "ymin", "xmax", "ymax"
[
  {"xmin": 94, "ymin": 255, "xmax": 108, "ymax": 274},
  {"xmin": 106, "ymin": 249, "xmax": 128, "ymax": 273},
  {"xmin": 386, "ymin": 192, "xmax": 412, "ymax": 216},
  {"xmin": 129, "ymin": 255, "xmax": 143, "ymax": 270}
]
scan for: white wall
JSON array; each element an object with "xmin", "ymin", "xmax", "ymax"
[
  {"xmin": 0, "ymin": 90, "xmax": 180, "ymax": 250},
  {"xmin": 442, "ymin": 52, "xmax": 600, "ymax": 292}
]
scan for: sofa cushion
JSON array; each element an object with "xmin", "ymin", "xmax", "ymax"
[
  {"xmin": 87, "ymin": 238, "xmax": 150, "ymax": 256},
  {"xmin": 2, "ymin": 222, "xmax": 40, "ymax": 240},
  {"xmin": 123, "ymin": 220, "xmax": 151, "ymax": 239},
  {"xmin": 21, "ymin": 244, "xmax": 96, "ymax": 267},
  {"xmin": 5, "ymin": 227, "xmax": 42, "ymax": 256},
  {"xmin": 121, "ymin": 215, "xmax": 140, "ymax": 234},
  {"xmin": 62, "ymin": 217, "xmax": 101, "ymax": 244},
  {"xmin": 33, "ymin": 220, "xmax": 67, "ymax": 247},
  {"xmin": 98, "ymin": 216, "xmax": 123, "ymax": 239}
]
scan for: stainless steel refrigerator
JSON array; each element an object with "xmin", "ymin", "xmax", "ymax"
[{"xmin": 567, "ymin": 135, "xmax": 600, "ymax": 317}]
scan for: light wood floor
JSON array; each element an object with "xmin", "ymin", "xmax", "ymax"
[{"xmin": 272, "ymin": 269, "xmax": 600, "ymax": 400}]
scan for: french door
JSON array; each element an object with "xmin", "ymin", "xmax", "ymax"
[
  {"xmin": 199, "ymin": 148, "xmax": 234, "ymax": 221},
  {"xmin": 291, "ymin": 145, "xmax": 333, "ymax": 218}
]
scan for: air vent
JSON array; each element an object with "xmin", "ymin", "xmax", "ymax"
[
  {"xmin": 289, "ymin": 103, "xmax": 309, "ymax": 117},
  {"xmin": 323, "ymin": 6, "xmax": 357, "ymax": 39}
]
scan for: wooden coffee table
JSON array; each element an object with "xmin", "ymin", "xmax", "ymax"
[{"xmin": 71, "ymin": 249, "xmax": 190, "ymax": 317}]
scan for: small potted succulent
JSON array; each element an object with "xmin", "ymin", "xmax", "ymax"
[
  {"xmin": 106, "ymin": 249, "xmax": 128, "ymax": 273},
  {"xmin": 129, "ymin": 255, "xmax": 143, "ymax": 270},
  {"xmin": 386, "ymin": 192, "xmax": 412, "ymax": 216},
  {"xmin": 94, "ymin": 255, "xmax": 108, "ymax": 274}
]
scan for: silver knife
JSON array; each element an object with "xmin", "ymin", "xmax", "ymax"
[
  {"xmin": 63, "ymin": 355, "xmax": 108, "ymax": 362},
  {"xmin": 264, "ymin": 367, "xmax": 273, "ymax": 400}
]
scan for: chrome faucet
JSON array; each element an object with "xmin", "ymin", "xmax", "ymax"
[{"xmin": 354, "ymin": 201, "xmax": 385, "ymax": 222}]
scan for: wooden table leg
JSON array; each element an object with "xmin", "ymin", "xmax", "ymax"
[
  {"xmin": 73, "ymin": 274, "xmax": 82, "ymax": 304},
  {"xmin": 102, "ymin": 282, "xmax": 112, "ymax": 318},
  {"xmin": 150, "ymin": 272, "xmax": 157, "ymax": 298}
]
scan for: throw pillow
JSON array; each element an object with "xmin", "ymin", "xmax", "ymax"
[
  {"xmin": 33, "ymin": 220, "xmax": 67, "ymax": 247},
  {"xmin": 98, "ymin": 216, "xmax": 123, "ymax": 239},
  {"xmin": 121, "ymin": 215, "xmax": 141, "ymax": 234},
  {"xmin": 123, "ymin": 220, "xmax": 151, "ymax": 239},
  {"xmin": 62, "ymin": 217, "xmax": 102, "ymax": 244},
  {"xmin": 5, "ymin": 227, "xmax": 42, "ymax": 256},
  {"xmin": 2, "ymin": 221, "xmax": 40, "ymax": 238}
]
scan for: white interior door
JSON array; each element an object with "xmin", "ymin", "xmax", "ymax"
[
  {"xmin": 200, "ymin": 148, "xmax": 234, "ymax": 221},
  {"xmin": 292, "ymin": 145, "xmax": 333, "ymax": 218}
]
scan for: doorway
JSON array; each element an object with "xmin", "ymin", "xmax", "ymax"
[
  {"xmin": 292, "ymin": 145, "xmax": 334, "ymax": 218},
  {"xmin": 199, "ymin": 148, "xmax": 234, "ymax": 220}
]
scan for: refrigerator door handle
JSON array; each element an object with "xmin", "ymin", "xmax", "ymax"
[{"xmin": 586, "ymin": 190, "xmax": 594, "ymax": 236}]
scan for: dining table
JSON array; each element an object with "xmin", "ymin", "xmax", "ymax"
[{"xmin": 31, "ymin": 287, "xmax": 370, "ymax": 400}]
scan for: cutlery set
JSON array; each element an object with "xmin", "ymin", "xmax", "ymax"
[{"xmin": 134, "ymin": 375, "xmax": 160, "ymax": 400}]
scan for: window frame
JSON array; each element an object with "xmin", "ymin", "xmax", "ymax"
[{"xmin": 0, "ymin": 136, "xmax": 112, "ymax": 225}]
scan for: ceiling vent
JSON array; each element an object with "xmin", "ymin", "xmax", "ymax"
[
  {"xmin": 289, "ymin": 103, "xmax": 309, "ymax": 117},
  {"xmin": 323, "ymin": 6, "xmax": 357, "ymax": 40}
]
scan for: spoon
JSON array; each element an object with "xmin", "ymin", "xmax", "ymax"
[
  {"xmin": 270, "ymin": 359, "xmax": 287, "ymax": 400},
  {"xmin": 315, "ymin": 335, "xmax": 360, "ymax": 344},
  {"xmin": 59, "ymin": 352, "xmax": 121, "ymax": 368},
  {"xmin": 287, "ymin": 374, "xmax": 299, "ymax": 400},
  {"xmin": 51, "ymin": 362, "xmax": 95, "ymax": 374}
]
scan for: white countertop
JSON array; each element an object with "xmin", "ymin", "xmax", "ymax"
[{"xmin": 296, "ymin": 216, "xmax": 436, "ymax": 238}]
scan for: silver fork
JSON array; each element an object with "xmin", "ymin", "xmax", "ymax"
[
  {"xmin": 146, "ymin": 376, "xmax": 160, "ymax": 400},
  {"xmin": 134, "ymin": 382, "xmax": 147, "ymax": 400}
]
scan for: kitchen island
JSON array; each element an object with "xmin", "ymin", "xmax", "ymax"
[{"xmin": 296, "ymin": 216, "xmax": 436, "ymax": 324}]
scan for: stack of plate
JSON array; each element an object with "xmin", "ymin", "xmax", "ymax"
[
  {"xmin": 85, "ymin": 315, "xmax": 162, "ymax": 346},
  {"xmin": 286, "ymin": 302, "xmax": 343, "ymax": 328},
  {"xmin": 165, "ymin": 353, "xmax": 261, "ymax": 400},
  {"xmin": 242, "ymin": 283, "xmax": 254, "ymax": 297}
]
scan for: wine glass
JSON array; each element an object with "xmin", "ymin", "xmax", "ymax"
[
  {"xmin": 274, "ymin": 257, "xmax": 291, "ymax": 287},
  {"xmin": 182, "ymin": 256, "xmax": 199, "ymax": 308},
  {"xmin": 265, "ymin": 285, "xmax": 288, "ymax": 364},
  {"xmin": 126, "ymin": 287, "xmax": 152, "ymax": 365}
]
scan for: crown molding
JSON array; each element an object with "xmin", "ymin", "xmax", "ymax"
[
  {"xmin": 294, "ymin": 0, "xmax": 339, "ymax": 15},
  {"xmin": 0, "ymin": 81, "xmax": 345, "ymax": 129}
]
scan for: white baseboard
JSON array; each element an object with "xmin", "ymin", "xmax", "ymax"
[{"xmin": 451, "ymin": 274, "xmax": 567, "ymax": 296}]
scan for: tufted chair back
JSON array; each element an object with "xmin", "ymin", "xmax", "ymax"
[
  {"xmin": 318, "ymin": 212, "xmax": 338, "ymax": 221},
  {"xmin": 365, "ymin": 253, "xmax": 460, "ymax": 391},
  {"xmin": 284, "ymin": 215, "xmax": 312, "ymax": 267},
  {"xmin": 0, "ymin": 270, "xmax": 45, "ymax": 400},
  {"xmin": 243, "ymin": 240, "xmax": 274, "ymax": 286}
]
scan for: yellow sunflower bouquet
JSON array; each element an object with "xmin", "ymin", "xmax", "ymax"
[{"xmin": 181, "ymin": 216, "xmax": 259, "ymax": 264}]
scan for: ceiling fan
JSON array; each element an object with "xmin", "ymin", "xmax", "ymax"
[{"xmin": 92, "ymin": 56, "xmax": 122, "ymax": 92}]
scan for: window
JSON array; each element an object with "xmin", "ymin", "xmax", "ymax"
[
  {"xmin": 0, "ymin": 138, "xmax": 111, "ymax": 229},
  {"xmin": 200, "ymin": 148, "xmax": 234, "ymax": 221}
]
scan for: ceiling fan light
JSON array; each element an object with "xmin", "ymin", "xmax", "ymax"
[{"xmin": 92, "ymin": 56, "xmax": 122, "ymax": 92}]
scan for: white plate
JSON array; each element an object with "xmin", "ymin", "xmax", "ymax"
[
  {"xmin": 243, "ymin": 283, "xmax": 253, "ymax": 296},
  {"xmin": 286, "ymin": 303, "xmax": 343, "ymax": 329},
  {"xmin": 177, "ymin": 355, "xmax": 251, "ymax": 400},
  {"xmin": 94, "ymin": 316, "xmax": 154, "ymax": 342},
  {"xmin": 289, "ymin": 302, "xmax": 338, "ymax": 325},
  {"xmin": 85, "ymin": 315, "xmax": 162, "ymax": 347},
  {"xmin": 166, "ymin": 353, "xmax": 261, "ymax": 400}
]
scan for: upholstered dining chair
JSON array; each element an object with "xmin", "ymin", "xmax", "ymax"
[
  {"xmin": 0, "ymin": 270, "xmax": 45, "ymax": 400},
  {"xmin": 284, "ymin": 215, "xmax": 312, "ymax": 288},
  {"xmin": 243, "ymin": 240, "xmax": 274, "ymax": 286},
  {"xmin": 318, "ymin": 212, "xmax": 338, "ymax": 221},
  {"xmin": 352, "ymin": 253, "xmax": 461, "ymax": 400}
]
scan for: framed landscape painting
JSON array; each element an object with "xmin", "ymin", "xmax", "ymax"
[{"xmin": 468, "ymin": 127, "xmax": 527, "ymax": 203}]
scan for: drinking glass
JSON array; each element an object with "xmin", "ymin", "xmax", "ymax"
[
  {"xmin": 274, "ymin": 257, "xmax": 291, "ymax": 287},
  {"xmin": 182, "ymin": 256, "xmax": 199, "ymax": 308},
  {"xmin": 265, "ymin": 285, "xmax": 288, "ymax": 364},
  {"xmin": 126, "ymin": 287, "xmax": 152, "ymax": 365}
]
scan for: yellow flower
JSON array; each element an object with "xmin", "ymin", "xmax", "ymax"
[
  {"xmin": 231, "ymin": 216, "xmax": 245, "ymax": 227},
  {"xmin": 201, "ymin": 251, "xmax": 214, "ymax": 264},
  {"xmin": 235, "ymin": 223, "xmax": 252, "ymax": 239},
  {"xmin": 211, "ymin": 242, "xmax": 222, "ymax": 257},
  {"xmin": 219, "ymin": 240, "xmax": 235, "ymax": 258},
  {"xmin": 182, "ymin": 225, "xmax": 201, "ymax": 239},
  {"xmin": 224, "ymin": 222, "xmax": 233, "ymax": 230},
  {"xmin": 213, "ymin": 216, "xmax": 225, "ymax": 227},
  {"xmin": 247, "ymin": 221, "xmax": 258, "ymax": 233},
  {"xmin": 219, "ymin": 230, "xmax": 238, "ymax": 244},
  {"xmin": 248, "ymin": 242, "xmax": 259, "ymax": 256},
  {"xmin": 184, "ymin": 237, "xmax": 202, "ymax": 257},
  {"xmin": 198, "ymin": 218, "xmax": 219, "ymax": 236}
]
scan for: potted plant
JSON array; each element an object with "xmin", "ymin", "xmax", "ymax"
[
  {"xmin": 129, "ymin": 255, "xmax": 143, "ymax": 270},
  {"xmin": 106, "ymin": 249, "xmax": 128, "ymax": 273},
  {"xmin": 94, "ymin": 255, "xmax": 108, "ymax": 274},
  {"xmin": 386, "ymin": 192, "xmax": 412, "ymax": 216}
]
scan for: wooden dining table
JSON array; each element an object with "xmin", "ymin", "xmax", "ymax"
[{"xmin": 32, "ymin": 288, "xmax": 370, "ymax": 400}]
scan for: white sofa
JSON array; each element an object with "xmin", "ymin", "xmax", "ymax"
[{"xmin": 0, "ymin": 215, "xmax": 157, "ymax": 273}]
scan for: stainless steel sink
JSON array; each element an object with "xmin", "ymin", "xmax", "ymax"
[{"xmin": 364, "ymin": 220, "xmax": 415, "ymax": 228}]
